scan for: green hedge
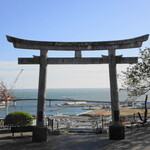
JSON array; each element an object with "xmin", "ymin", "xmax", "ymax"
[{"xmin": 4, "ymin": 111, "xmax": 33, "ymax": 126}]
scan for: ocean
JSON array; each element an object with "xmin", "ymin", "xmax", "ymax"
[{"xmin": 0, "ymin": 88, "xmax": 147, "ymax": 119}]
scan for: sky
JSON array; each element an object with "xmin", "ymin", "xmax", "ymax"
[{"xmin": 0, "ymin": 0, "xmax": 150, "ymax": 89}]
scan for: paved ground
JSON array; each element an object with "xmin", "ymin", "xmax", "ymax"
[{"xmin": 0, "ymin": 126, "xmax": 150, "ymax": 150}]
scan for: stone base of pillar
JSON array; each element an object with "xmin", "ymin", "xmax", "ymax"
[
  {"xmin": 109, "ymin": 125, "xmax": 125, "ymax": 140},
  {"xmin": 32, "ymin": 126, "xmax": 47, "ymax": 142}
]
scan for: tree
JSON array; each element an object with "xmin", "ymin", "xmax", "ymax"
[
  {"xmin": 0, "ymin": 81, "xmax": 14, "ymax": 101},
  {"xmin": 4, "ymin": 111, "xmax": 33, "ymax": 126},
  {"xmin": 120, "ymin": 47, "xmax": 150, "ymax": 100},
  {"xmin": 0, "ymin": 81, "xmax": 14, "ymax": 115},
  {"xmin": 137, "ymin": 95, "xmax": 148, "ymax": 124}
]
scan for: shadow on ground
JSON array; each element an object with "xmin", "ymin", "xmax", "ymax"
[
  {"xmin": 101, "ymin": 127, "xmax": 150, "ymax": 150},
  {"xmin": 0, "ymin": 133, "xmax": 111, "ymax": 150},
  {"xmin": 0, "ymin": 126, "xmax": 150, "ymax": 150}
]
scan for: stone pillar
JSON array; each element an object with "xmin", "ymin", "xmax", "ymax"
[
  {"xmin": 75, "ymin": 50, "xmax": 82, "ymax": 58},
  {"xmin": 33, "ymin": 49, "xmax": 48, "ymax": 142},
  {"xmin": 108, "ymin": 49, "xmax": 125, "ymax": 140}
]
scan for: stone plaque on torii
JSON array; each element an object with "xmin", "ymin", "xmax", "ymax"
[{"xmin": 7, "ymin": 34, "xmax": 149, "ymax": 142}]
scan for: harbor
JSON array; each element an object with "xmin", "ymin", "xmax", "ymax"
[
  {"xmin": 1, "ymin": 97, "xmax": 150, "ymax": 134},
  {"xmin": 0, "ymin": 88, "xmax": 150, "ymax": 139}
]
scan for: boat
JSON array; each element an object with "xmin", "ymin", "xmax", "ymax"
[
  {"xmin": 56, "ymin": 101, "xmax": 87, "ymax": 107},
  {"xmin": 56, "ymin": 102, "xmax": 64, "ymax": 107}
]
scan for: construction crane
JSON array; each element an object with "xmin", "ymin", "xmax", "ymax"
[
  {"xmin": 3, "ymin": 69, "xmax": 23, "ymax": 115},
  {"xmin": 11, "ymin": 69, "xmax": 24, "ymax": 89}
]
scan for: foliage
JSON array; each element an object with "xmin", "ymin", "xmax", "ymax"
[
  {"xmin": 120, "ymin": 47, "xmax": 150, "ymax": 100},
  {"xmin": 4, "ymin": 111, "xmax": 33, "ymax": 126}
]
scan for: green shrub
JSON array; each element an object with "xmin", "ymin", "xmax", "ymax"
[{"xmin": 4, "ymin": 111, "xmax": 33, "ymax": 126}]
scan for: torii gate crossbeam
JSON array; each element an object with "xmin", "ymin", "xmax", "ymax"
[{"xmin": 6, "ymin": 34, "xmax": 149, "ymax": 142}]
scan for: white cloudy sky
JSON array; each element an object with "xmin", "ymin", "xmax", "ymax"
[
  {"xmin": 0, "ymin": 0, "xmax": 150, "ymax": 89},
  {"xmin": 0, "ymin": 60, "xmax": 129, "ymax": 89}
]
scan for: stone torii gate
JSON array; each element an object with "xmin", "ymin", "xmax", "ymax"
[{"xmin": 7, "ymin": 34, "xmax": 149, "ymax": 142}]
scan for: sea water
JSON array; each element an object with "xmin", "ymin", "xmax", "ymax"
[{"xmin": 0, "ymin": 88, "xmax": 146, "ymax": 118}]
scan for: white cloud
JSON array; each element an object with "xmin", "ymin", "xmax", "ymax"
[
  {"xmin": 0, "ymin": 61, "xmax": 129, "ymax": 89},
  {"xmin": 0, "ymin": 61, "xmax": 39, "ymax": 89},
  {"xmin": 47, "ymin": 64, "xmax": 129, "ymax": 88}
]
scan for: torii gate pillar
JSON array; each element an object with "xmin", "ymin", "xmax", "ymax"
[
  {"xmin": 108, "ymin": 49, "xmax": 125, "ymax": 140},
  {"xmin": 32, "ymin": 50, "xmax": 48, "ymax": 142}
]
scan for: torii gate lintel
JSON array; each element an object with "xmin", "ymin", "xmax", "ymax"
[
  {"xmin": 6, "ymin": 34, "xmax": 149, "ymax": 50},
  {"xmin": 18, "ymin": 56, "xmax": 138, "ymax": 64}
]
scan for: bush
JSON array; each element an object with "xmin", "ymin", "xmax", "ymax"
[{"xmin": 4, "ymin": 111, "xmax": 33, "ymax": 127}]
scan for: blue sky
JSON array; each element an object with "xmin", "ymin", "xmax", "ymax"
[{"xmin": 0, "ymin": 0, "xmax": 150, "ymax": 89}]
